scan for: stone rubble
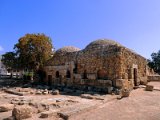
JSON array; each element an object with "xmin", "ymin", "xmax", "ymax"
[
  {"xmin": 12, "ymin": 105, "xmax": 35, "ymax": 120},
  {"xmin": 0, "ymin": 104, "xmax": 14, "ymax": 112}
]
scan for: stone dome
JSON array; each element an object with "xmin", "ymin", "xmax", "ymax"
[
  {"xmin": 85, "ymin": 39, "xmax": 122, "ymax": 50},
  {"xmin": 55, "ymin": 46, "xmax": 81, "ymax": 55}
]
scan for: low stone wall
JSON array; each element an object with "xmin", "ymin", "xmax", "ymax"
[{"xmin": 148, "ymin": 75, "xmax": 160, "ymax": 81}]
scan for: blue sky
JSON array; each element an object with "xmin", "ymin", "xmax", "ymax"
[{"xmin": 0, "ymin": 0, "xmax": 160, "ymax": 58}]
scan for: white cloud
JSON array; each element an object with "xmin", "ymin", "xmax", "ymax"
[{"xmin": 0, "ymin": 45, "xmax": 4, "ymax": 52}]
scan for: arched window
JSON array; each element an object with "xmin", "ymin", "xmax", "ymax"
[
  {"xmin": 56, "ymin": 71, "xmax": 60, "ymax": 78},
  {"xmin": 83, "ymin": 70, "xmax": 87, "ymax": 79},
  {"xmin": 66, "ymin": 70, "xmax": 71, "ymax": 78},
  {"xmin": 97, "ymin": 69, "xmax": 108, "ymax": 79}
]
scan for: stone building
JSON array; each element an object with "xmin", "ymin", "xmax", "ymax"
[{"xmin": 44, "ymin": 39, "xmax": 151, "ymax": 93}]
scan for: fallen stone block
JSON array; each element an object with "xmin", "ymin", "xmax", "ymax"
[
  {"xmin": 40, "ymin": 110, "xmax": 58, "ymax": 118},
  {"xmin": 58, "ymin": 103, "xmax": 96, "ymax": 120},
  {"xmin": 117, "ymin": 95, "xmax": 122, "ymax": 100},
  {"xmin": 121, "ymin": 89, "xmax": 130, "ymax": 97},
  {"xmin": 4, "ymin": 89, "xmax": 25, "ymax": 96},
  {"xmin": 12, "ymin": 105, "xmax": 33, "ymax": 120},
  {"xmin": 81, "ymin": 94, "xmax": 95, "ymax": 99},
  {"xmin": 36, "ymin": 91, "xmax": 42, "ymax": 95},
  {"xmin": 52, "ymin": 90, "xmax": 59, "ymax": 95},
  {"xmin": 3, "ymin": 116, "xmax": 15, "ymax": 120},
  {"xmin": 11, "ymin": 98, "xmax": 31, "ymax": 105},
  {"xmin": 94, "ymin": 96, "xmax": 104, "ymax": 100},
  {"xmin": 42, "ymin": 91, "xmax": 48, "ymax": 95},
  {"xmin": 145, "ymin": 85, "xmax": 154, "ymax": 91},
  {"xmin": 0, "ymin": 104, "xmax": 14, "ymax": 112}
]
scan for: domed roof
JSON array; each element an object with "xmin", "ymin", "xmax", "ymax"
[
  {"xmin": 85, "ymin": 39, "xmax": 122, "ymax": 50},
  {"xmin": 55, "ymin": 46, "xmax": 80, "ymax": 55}
]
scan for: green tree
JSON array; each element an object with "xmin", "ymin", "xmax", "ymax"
[
  {"xmin": 1, "ymin": 52, "xmax": 17, "ymax": 78},
  {"xmin": 14, "ymin": 33, "xmax": 53, "ymax": 72},
  {"xmin": 148, "ymin": 50, "xmax": 160, "ymax": 74}
]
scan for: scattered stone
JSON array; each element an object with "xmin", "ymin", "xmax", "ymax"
[
  {"xmin": 107, "ymin": 87, "xmax": 113, "ymax": 94},
  {"xmin": 11, "ymin": 98, "xmax": 31, "ymax": 105},
  {"xmin": 30, "ymin": 91, "xmax": 34, "ymax": 94},
  {"xmin": 58, "ymin": 103, "xmax": 96, "ymax": 120},
  {"xmin": 11, "ymin": 98, "xmax": 19, "ymax": 105},
  {"xmin": 145, "ymin": 85, "xmax": 154, "ymax": 91},
  {"xmin": 81, "ymin": 94, "xmax": 95, "ymax": 99},
  {"xmin": 4, "ymin": 89, "xmax": 24, "ymax": 96},
  {"xmin": 43, "ymin": 91, "xmax": 48, "ymax": 95},
  {"xmin": 42, "ymin": 89, "xmax": 48, "ymax": 95},
  {"xmin": 36, "ymin": 91, "xmax": 42, "ymax": 95},
  {"xmin": 40, "ymin": 110, "xmax": 58, "ymax": 118},
  {"xmin": 117, "ymin": 95, "xmax": 122, "ymax": 100},
  {"xmin": 3, "ymin": 116, "xmax": 15, "ymax": 120},
  {"xmin": 121, "ymin": 89, "xmax": 130, "ymax": 97},
  {"xmin": 12, "ymin": 105, "xmax": 33, "ymax": 120},
  {"xmin": 94, "ymin": 96, "xmax": 104, "ymax": 100},
  {"xmin": 0, "ymin": 104, "xmax": 14, "ymax": 112},
  {"xmin": 52, "ymin": 90, "xmax": 59, "ymax": 95}
]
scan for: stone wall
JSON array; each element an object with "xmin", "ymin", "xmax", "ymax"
[
  {"xmin": 44, "ymin": 39, "xmax": 151, "ymax": 93},
  {"xmin": 116, "ymin": 47, "xmax": 148, "ymax": 89}
]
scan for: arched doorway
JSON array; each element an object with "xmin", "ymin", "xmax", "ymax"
[{"xmin": 97, "ymin": 69, "xmax": 108, "ymax": 79}]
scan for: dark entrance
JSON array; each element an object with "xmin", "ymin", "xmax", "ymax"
[
  {"xmin": 48, "ymin": 75, "xmax": 52, "ymax": 86},
  {"xmin": 133, "ymin": 68, "xmax": 138, "ymax": 86},
  {"xmin": 83, "ymin": 70, "xmax": 87, "ymax": 79},
  {"xmin": 56, "ymin": 71, "xmax": 60, "ymax": 78},
  {"xmin": 66, "ymin": 70, "xmax": 71, "ymax": 78}
]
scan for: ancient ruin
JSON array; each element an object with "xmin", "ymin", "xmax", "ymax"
[
  {"xmin": 44, "ymin": 39, "xmax": 152, "ymax": 93},
  {"xmin": 0, "ymin": 39, "xmax": 160, "ymax": 120}
]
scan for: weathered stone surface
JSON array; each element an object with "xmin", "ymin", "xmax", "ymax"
[
  {"xmin": 40, "ymin": 110, "xmax": 58, "ymax": 118},
  {"xmin": 3, "ymin": 116, "xmax": 15, "ymax": 120},
  {"xmin": 58, "ymin": 103, "xmax": 96, "ymax": 120},
  {"xmin": 12, "ymin": 105, "xmax": 33, "ymax": 120},
  {"xmin": 4, "ymin": 89, "xmax": 26, "ymax": 96},
  {"xmin": 145, "ymin": 85, "xmax": 154, "ymax": 91},
  {"xmin": 52, "ymin": 90, "xmax": 59, "ymax": 95},
  {"xmin": 36, "ymin": 91, "xmax": 42, "ymax": 95},
  {"xmin": 81, "ymin": 94, "xmax": 95, "ymax": 99},
  {"xmin": 121, "ymin": 89, "xmax": 130, "ymax": 97},
  {"xmin": 148, "ymin": 75, "xmax": 160, "ymax": 82},
  {"xmin": 117, "ymin": 95, "xmax": 122, "ymax": 100},
  {"xmin": 44, "ymin": 39, "xmax": 152, "ymax": 93},
  {"xmin": 11, "ymin": 98, "xmax": 31, "ymax": 105},
  {"xmin": 0, "ymin": 104, "xmax": 14, "ymax": 112}
]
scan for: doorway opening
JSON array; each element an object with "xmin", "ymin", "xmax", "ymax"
[
  {"xmin": 48, "ymin": 75, "xmax": 52, "ymax": 86},
  {"xmin": 56, "ymin": 71, "xmax": 60, "ymax": 78},
  {"xmin": 66, "ymin": 70, "xmax": 71, "ymax": 78},
  {"xmin": 133, "ymin": 68, "xmax": 138, "ymax": 86}
]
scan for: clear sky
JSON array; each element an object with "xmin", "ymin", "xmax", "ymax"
[{"xmin": 0, "ymin": 0, "xmax": 160, "ymax": 59}]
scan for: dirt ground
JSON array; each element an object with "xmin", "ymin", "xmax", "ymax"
[
  {"xmin": 71, "ymin": 82, "xmax": 160, "ymax": 120},
  {"xmin": 0, "ymin": 81, "xmax": 160, "ymax": 120}
]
